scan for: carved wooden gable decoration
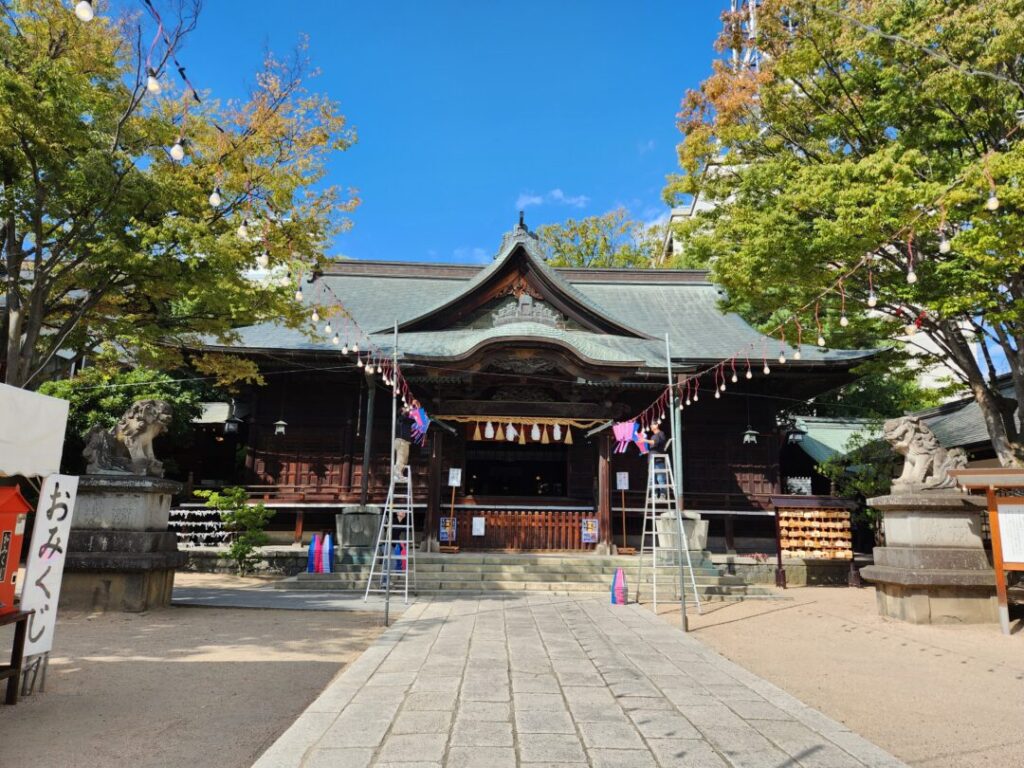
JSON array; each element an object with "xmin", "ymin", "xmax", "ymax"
[{"xmin": 395, "ymin": 240, "xmax": 652, "ymax": 339}]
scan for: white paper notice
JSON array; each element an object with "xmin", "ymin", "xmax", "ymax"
[
  {"xmin": 22, "ymin": 474, "xmax": 79, "ymax": 656},
  {"xmin": 472, "ymin": 517, "xmax": 485, "ymax": 536},
  {"xmin": 996, "ymin": 502, "xmax": 1024, "ymax": 563},
  {"xmin": 448, "ymin": 468, "xmax": 462, "ymax": 487}
]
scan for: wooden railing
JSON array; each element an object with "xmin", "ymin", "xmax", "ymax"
[{"xmin": 445, "ymin": 505, "xmax": 596, "ymax": 551}]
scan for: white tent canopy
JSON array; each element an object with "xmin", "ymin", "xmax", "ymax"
[{"xmin": 0, "ymin": 383, "xmax": 70, "ymax": 478}]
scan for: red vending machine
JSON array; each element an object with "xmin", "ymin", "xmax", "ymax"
[{"xmin": 0, "ymin": 486, "xmax": 32, "ymax": 615}]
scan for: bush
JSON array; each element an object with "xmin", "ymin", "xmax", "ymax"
[{"xmin": 195, "ymin": 487, "xmax": 274, "ymax": 575}]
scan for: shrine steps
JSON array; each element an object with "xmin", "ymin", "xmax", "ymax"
[{"xmin": 272, "ymin": 552, "xmax": 778, "ymax": 601}]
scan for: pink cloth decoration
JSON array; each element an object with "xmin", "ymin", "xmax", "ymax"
[{"xmin": 610, "ymin": 567, "xmax": 628, "ymax": 604}]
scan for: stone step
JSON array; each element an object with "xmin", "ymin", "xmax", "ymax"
[
  {"xmin": 276, "ymin": 577, "xmax": 776, "ymax": 599},
  {"xmin": 293, "ymin": 571, "xmax": 740, "ymax": 586}
]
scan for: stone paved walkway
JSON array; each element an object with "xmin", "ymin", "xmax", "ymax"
[{"xmin": 253, "ymin": 595, "xmax": 907, "ymax": 768}]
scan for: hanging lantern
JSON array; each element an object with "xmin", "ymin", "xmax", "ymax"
[
  {"xmin": 274, "ymin": 419, "xmax": 288, "ymax": 437},
  {"xmin": 484, "ymin": 421, "xmax": 495, "ymax": 439},
  {"xmin": 531, "ymin": 423, "xmax": 541, "ymax": 441},
  {"xmin": 742, "ymin": 426, "xmax": 758, "ymax": 445},
  {"xmin": 553, "ymin": 423, "xmax": 562, "ymax": 441}
]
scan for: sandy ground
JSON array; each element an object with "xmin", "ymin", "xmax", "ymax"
[
  {"xmin": 652, "ymin": 587, "xmax": 1024, "ymax": 768},
  {"xmin": 0, "ymin": 578, "xmax": 384, "ymax": 768}
]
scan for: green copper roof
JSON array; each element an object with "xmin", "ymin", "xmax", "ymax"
[{"xmin": 202, "ymin": 225, "xmax": 875, "ymax": 370}]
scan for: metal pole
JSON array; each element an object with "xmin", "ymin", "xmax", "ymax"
[
  {"xmin": 665, "ymin": 334, "xmax": 687, "ymax": 632},
  {"xmin": 383, "ymin": 321, "xmax": 398, "ymax": 626}
]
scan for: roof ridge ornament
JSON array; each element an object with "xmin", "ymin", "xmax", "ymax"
[{"xmin": 497, "ymin": 209, "xmax": 543, "ymax": 260}]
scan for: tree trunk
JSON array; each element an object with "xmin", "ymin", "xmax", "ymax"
[{"xmin": 938, "ymin": 319, "xmax": 1023, "ymax": 467}]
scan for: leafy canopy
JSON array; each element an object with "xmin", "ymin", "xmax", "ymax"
[
  {"xmin": 537, "ymin": 208, "xmax": 662, "ymax": 268},
  {"xmin": 1, "ymin": 0, "xmax": 357, "ymax": 389},
  {"xmin": 665, "ymin": 0, "xmax": 1024, "ymax": 465}
]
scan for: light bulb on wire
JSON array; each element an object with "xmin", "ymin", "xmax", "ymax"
[
  {"xmin": 907, "ymin": 269, "xmax": 918, "ymax": 285},
  {"xmin": 357, "ymin": 357, "xmax": 364, "ymax": 368},
  {"xmin": 146, "ymin": 70, "xmax": 161, "ymax": 95},
  {"xmin": 353, "ymin": 343, "xmax": 360, "ymax": 353},
  {"xmin": 324, "ymin": 321, "xmax": 332, "ymax": 335},
  {"xmin": 74, "ymin": 1, "xmax": 94, "ymax": 21},
  {"xmin": 817, "ymin": 334, "xmax": 826, "ymax": 347},
  {"xmin": 986, "ymin": 190, "xmax": 1000, "ymax": 211},
  {"xmin": 745, "ymin": 368, "xmax": 753, "ymax": 380},
  {"xmin": 714, "ymin": 390, "xmax": 720, "ymax": 399},
  {"xmin": 731, "ymin": 372, "xmax": 738, "ymax": 384},
  {"xmin": 839, "ymin": 314, "xmax": 849, "ymax": 327},
  {"xmin": 778, "ymin": 351, "xmax": 786, "ymax": 365},
  {"xmin": 939, "ymin": 234, "xmax": 951, "ymax": 254},
  {"xmin": 341, "ymin": 344, "xmax": 349, "ymax": 355},
  {"xmin": 867, "ymin": 291, "xmax": 877, "ymax": 308},
  {"xmin": 720, "ymin": 382, "xmax": 726, "ymax": 392},
  {"xmin": 311, "ymin": 309, "xmax": 319, "ymax": 323},
  {"xmin": 794, "ymin": 349, "xmax": 802, "ymax": 360},
  {"xmin": 256, "ymin": 253, "xmax": 269, "ymax": 269},
  {"xmin": 763, "ymin": 363, "xmax": 771, "ymax": 375},
  {"xmin": 294, "ymin": 288, "xmax": 303, "ymax": 301},
  {"xmin": 332, "ymin": 333, "xmax": 340, "ymax": 345},
  {"xmin": 169, "ymin": 141, "xmax": 185, "ymax": 162},
  {"xmin": 208, "ymin": 187, "xmax": 222, "ymax": 207},
  {"xmin": 237, "ymin": 219, "xmax": 249, "ymax": 239}
]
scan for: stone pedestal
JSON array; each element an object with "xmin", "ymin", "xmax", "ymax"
[
  {"xmin": 656, "ymin": 511, "xmax": 709, "ymax": 555},
  {"xmin": 62, "ymin": 475, "xmax": 186, "ymax": 612},
  {"xmin": 861, "ymin": 492, "xmax": 997, "ymax": 624},
  {"xmin": 335, "ymin": 505, "xmax": 382, "ymax": 564}
]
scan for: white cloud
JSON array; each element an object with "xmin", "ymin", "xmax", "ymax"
[
  {"xmin": 516, "ymin": 192, "xmax": 544, "ymax": 209},
  {"xmin": 454, "ymin": 246, "xmax": 490, "ymax": 263},
  {"xmin": 515, "ymin": 188, "xmax": 590, "ymax": 210}
]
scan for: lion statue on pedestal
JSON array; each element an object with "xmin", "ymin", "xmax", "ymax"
[
  {"xmin": 883, "ymin": 416, "xmax": 967, "ymax": 493},
  {"xmin": 83, "ymin": 399, "xmax": 174, "ymax": 477}
]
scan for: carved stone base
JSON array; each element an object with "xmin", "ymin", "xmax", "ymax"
[
  {"xmin": 63, "ymin": 474, "xmax": 185, "ymax": 612},
  {"xmin": 336, "ymin": 506, "xmax": 382, "ymax": 550},
  {"xmin": 862, "ymin": 491, "xmax": 996, "ymax": 624}
]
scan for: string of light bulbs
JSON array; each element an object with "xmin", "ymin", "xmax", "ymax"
[{"xmin": 623, "ymin": 143, "xmax": 1016, "ymax": 433}]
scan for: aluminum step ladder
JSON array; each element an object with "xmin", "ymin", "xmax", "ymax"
[
  {"xmin": 635, "ymin": 451, "xmax": 702, "ymax": 614},
  {"xmin": 364, "ymin": 463, "xmax": 417, "ymax": 604}
]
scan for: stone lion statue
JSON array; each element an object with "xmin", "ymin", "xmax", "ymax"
[
  {"xmin": 83, "ymin": 399, "xmax": 174, "ymax": 477},
  {"xmin": 884, "ymin": 416, "xmax": 967, "ymax": 493}
]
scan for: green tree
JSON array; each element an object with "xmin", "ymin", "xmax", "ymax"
[
  {"xmin": 1, "ymin": 0, "xmax": 357, "ymax": 390},
  {"xmin": 665, "ymin": 0, "xmax": 1024, "ymax": 466},
  {"xmin": 537, "ymin": 208, "xmax": 662, "ymax": 268},
  {"xmin": 194, "ymin": 486, "xmax": 274, "ymax": 575},
  {"xmin": 817, "ymin": 430, "xmax": 895, "ymax": 546},
  {"xmin": 38, "ymin": 365, "xmax": 213, "ymax": 473}
]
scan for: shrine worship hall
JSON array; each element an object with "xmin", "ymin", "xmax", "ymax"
[{"xmin": 184, "ymin": 220, "xmax": 871, "ymax": 554}]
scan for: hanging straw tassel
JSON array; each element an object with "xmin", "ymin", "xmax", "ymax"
[
  {"xmin": 519, "ymin": 424, "xmax": 527, "ymax": 445},
  {"xmin": 472, "ymin": 422, "xmax": 482, "ymax": 441},
  {"xmin": 541, "ymin": 425, "xmax": 550, "ymax": 444},
  {"xmin": 565, "ymin": 427, "xmax": 573, "ymax": 445}
]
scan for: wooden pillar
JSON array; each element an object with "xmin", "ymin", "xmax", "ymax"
[
  {"xmin": 423, "ymin": 430, "xmax": 444, "ymax": 552},
  {"xmin": 340, "ymin": 391, "xmax": 355, "ymax": 494},
  {"xmin": 359, "ymin": 372, "xmax": 376, "ymax": 507},
  {"xmin": 597, "ymin": 432, "xmax": 615, "ymax": 555}
]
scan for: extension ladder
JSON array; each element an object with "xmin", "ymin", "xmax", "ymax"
[
  {"xmin": 635, "ymin": 452, "xmax": 702, "ymax": 614},
  {"xmin": 364, "ymin": 464, "xmax": 417, "ymax": 604}
]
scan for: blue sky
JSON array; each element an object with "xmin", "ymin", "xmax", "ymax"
[{"xmin": 154, "ymin": 1, "xmax": 723, "ymax": 263}]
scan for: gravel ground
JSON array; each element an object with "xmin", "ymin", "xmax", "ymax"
[
  {"xmin": 653, "ymin": 586, "xmax": 1024, "ymax": 768},
  {"xmin": 0, "ymin": 577, "xmax": 384, "ymax": 768}
]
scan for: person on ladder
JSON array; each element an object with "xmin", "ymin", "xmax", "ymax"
[
  {"xmin": 394, "ymin": 400, "xmax": 418, "ymax": 479},
  {"xmin": 642, "ymin": 423, "xmax": 669, "ymax": 499}
]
